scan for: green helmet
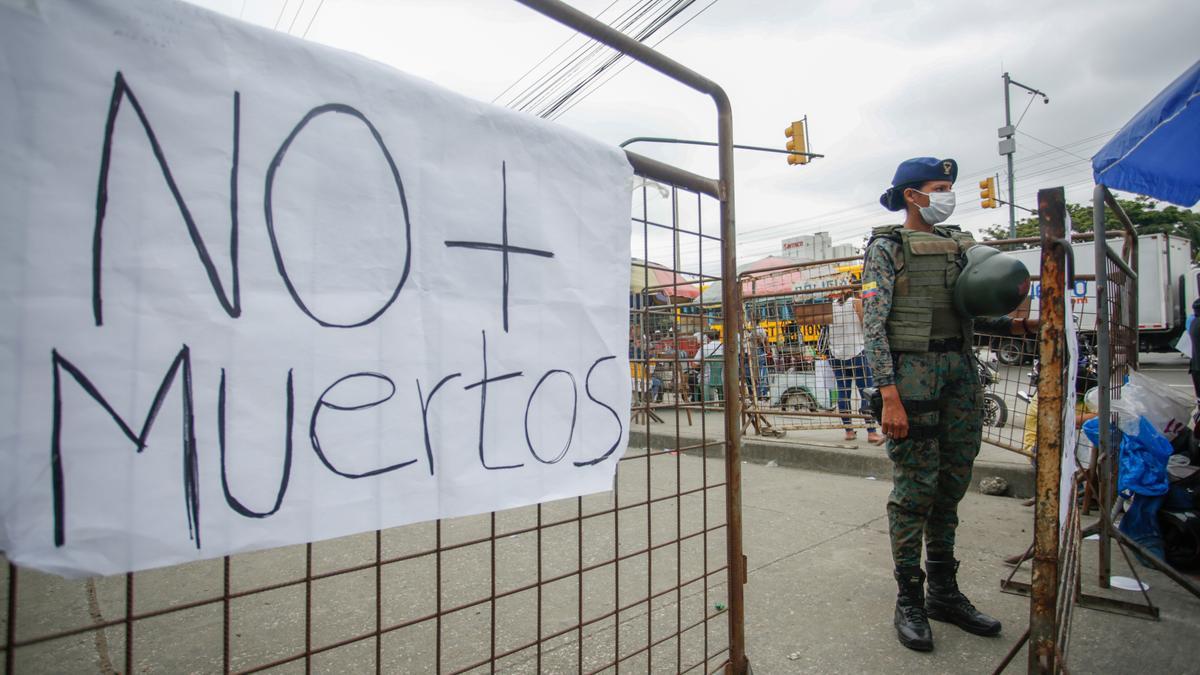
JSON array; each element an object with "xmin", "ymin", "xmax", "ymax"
[{"xmin": 953, "ymin": 245, "xmax": 1030, "ymax": 317}]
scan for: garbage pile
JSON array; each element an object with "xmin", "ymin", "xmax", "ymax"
[{"xmin": 1082, "ymin": 372, "xmax": 1200, "ymax": 570}]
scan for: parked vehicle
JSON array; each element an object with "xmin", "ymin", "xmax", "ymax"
[
  {"xmin": 768, "ymin": 352, "xmax": 1008, "ymax": 429},
  {"xmin": 1008, "ymin": 233, "xmax": 1196, "ymax": 353},
  {"xmin": 767, "ymin": 367, "xmax": 831, "ymax": 412},
  {"xmin": 976, "ymin": 350, "xmax": 1008, "ymax": 428}
]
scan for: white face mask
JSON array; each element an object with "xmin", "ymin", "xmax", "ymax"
[{"xmin": 914, "ymin": 190, "xmax": 956, "ymax": 225}]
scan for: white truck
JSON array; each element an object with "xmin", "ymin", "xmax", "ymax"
[{"xmin": 1007, "ymin": 233, "xmax": 1196, "ymax": 358}]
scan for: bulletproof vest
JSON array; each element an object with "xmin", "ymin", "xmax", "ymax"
[{"xmin": 869, "ymin": 225, "xmax": 976, "ymax": 352}]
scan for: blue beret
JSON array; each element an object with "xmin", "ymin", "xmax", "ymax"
[{"xmin": 879, "ymin": 157, "xmax": 958, "ymax": 211}]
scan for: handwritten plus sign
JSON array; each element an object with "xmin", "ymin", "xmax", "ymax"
[{"xmin": 445, "ymin": 162, "xmax": 554, "ymax": 332}]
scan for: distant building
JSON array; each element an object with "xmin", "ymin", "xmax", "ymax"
[
  {"xmin": 831, "ymin": 243, "xmax": 858, "ymax": 259},
  {"xmin": 781, "ymin": 231, "xmax": 858, "ymax": 261}
]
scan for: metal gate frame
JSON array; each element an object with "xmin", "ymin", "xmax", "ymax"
[
  {"xmin": 991, "ymin": 187, "xmax": 1142, "ymax": 674},
  {"xmin": 997, "ymin": 186, "xmax": 1200, "ymax": 674},
  {"xmin": 2, "ymin": 1, "xmax": 747, "ymax": 673},
  {"xmin": 521, "ymin": 3, "xmax": 747, "ymax": 672}
]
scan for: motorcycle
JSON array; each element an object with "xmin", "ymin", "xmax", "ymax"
[
  {"xmin": 1016, "ymin": 330, "xmax": 1099, "ymax": 404},
  {"xmin": 975, "ymin": 349, "xmax": 1008, "ymax": 428}
]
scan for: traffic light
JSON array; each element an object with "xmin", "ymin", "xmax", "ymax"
[
  {"xmin": 785, "ymin": 119, "xmax": 809, "ymax": 165},
  {"xmin": 979, "ymin": 176, "xmax": 998, "ymax": 209}
]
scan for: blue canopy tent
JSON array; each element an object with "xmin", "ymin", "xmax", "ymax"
[{"xmin": 1092, "ymin": 59, "xmax": 1200, "ymax": 207}]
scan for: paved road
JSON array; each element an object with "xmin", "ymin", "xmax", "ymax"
[
  {"xmin": 1137, "ymin": 351, "xmax": 1193, "ymax": 391},
  {"xmin": 977, "ymin": 350, "xmax": 1193, "ymax": 449}
]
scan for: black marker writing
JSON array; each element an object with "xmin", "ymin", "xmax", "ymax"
[
  {"xmin": 463, "ymin": 330, "xmax": 524, "ymax": 470},
  {"xmin": 51, "ymin": 347, "xmax": 201, "ymax": 548},
  {"xmin": 445, "ymin": 161, "xmax": 554, "ymax": 332},
  {"xmin": 264, "ymin": 104, "xmax": 412, "ymax": 328},
  {"xmin": 524, "ymin": 369, "xmax": 577, "ymax": 464},
  {"xmin": 218, "ymin": 369, "xmax": 293, "ymax": 518},
  {"xmin": 93, "ymin": 71, "xmax": 240, "ymax": 326},
  {"xmin": 573, "ymin": 356, "xmax": 623, "ymax": 467},
  {"xmin": 309, "ymin": 372, "xmax": 419, "ymax": 478},
  {"xmin": 417, "ymin": 373, "xmax": 461, "ymax": 477}
]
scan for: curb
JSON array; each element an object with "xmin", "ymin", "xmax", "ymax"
[{"xmin": 630, "ymin": 429, "xmax": 1035, "ymax": 498}]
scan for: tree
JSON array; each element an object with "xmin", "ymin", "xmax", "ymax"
[{"xmin": 981, "ymin": 196, "xmax": 1200, "ymax": 259}]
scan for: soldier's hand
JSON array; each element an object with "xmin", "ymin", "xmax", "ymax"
[{"xmin": 880, "ymin": 387, "xmax": 908, "ymax": 440}]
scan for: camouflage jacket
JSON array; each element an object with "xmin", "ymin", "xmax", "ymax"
[{"xmin": 861, "ymin": 232, "xmax": 1014, "ymax": 387}]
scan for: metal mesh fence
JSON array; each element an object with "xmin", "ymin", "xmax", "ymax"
[
  {"xmin": 1092, "ymin": 222, "xmax": 1140, "ymax": 591},
  {"xmin": 723, "ymin": 250, "xmax": 1079, "ymax": 462},
  {"xmin": 1, "ymin": 178, "xmax": 738, "ymax": 675},
  {"xmin": 726, "ymin": 257, "xmax": 875, "ymax": 439}
]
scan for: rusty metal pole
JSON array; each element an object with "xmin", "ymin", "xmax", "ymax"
[
  {"xmin": 1029, "ymin": 187, "xmax": 1066, "ymax": 674},
  {"xmin": 713, "ymin": 84, "xmax": 748, "ymax": 675}
]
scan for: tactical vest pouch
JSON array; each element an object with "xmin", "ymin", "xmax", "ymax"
[
  {"xmin": 907, "ymin": 238, "xmax": 959, "ymax": 257},
  {"xmin": 887, "ymin": 296, "xmax": 932, "ymax": 351},
  {"xmin": 885, "ymin": 228, "xmax": 973, "ymax": 351}
]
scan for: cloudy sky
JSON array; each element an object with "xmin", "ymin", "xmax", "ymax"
[{"xmin": 190, "ymin": 0, "xmax": 1198, "ymax": 269}]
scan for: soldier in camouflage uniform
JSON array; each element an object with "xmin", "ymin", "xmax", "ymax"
[{"xmin": 862, "ymin": 157, "xmax": 1038, "ymax": 652}]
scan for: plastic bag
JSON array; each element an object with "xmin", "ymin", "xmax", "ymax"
[
  {"xmin": 1118, "ymin": 417, "xmax": 1173, "ymax": 496},
  {"xmin": 1107, "ymin": 371, "xmax": 1195, "ymax": 439},
  {"xmin": 1081, "ymin": 416, "xmax": 1112, "ymax": 447},
  {"xmin": 1118, "ymin": 493, "xmax": 1165, "ymax": 565}
]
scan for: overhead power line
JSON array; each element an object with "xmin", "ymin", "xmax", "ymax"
[
  {"xmin": 491, "ymin": 0, "xmax": 623, "ymax": 105},
  {"xmin": 272, "ymin": 0, "xmax": 290, "ymax": 30},
  {"xmin": 548, "ymin": 0, "xmax": 722, "ymax": 121},
  {"xmin": 286, "ymin": 0, "xmax": 306, "ymax": 33},
  {"xmin": 527, "ymin": 0, "xmax": 686, "ymax": 118},
  {"xmin": 498, "ymin": 0, "xmax": 720, "ymax": 120},
  {"xmin": 501, "ymin": 0, "xmax": 658, "ymax": 112},
  {"xmin": 516, "ymin": 0, "xmax": 664, "ymax": 116},
  {"xmin": 302, "ymin": 0, "xmax": 326, "ymax": 38}
]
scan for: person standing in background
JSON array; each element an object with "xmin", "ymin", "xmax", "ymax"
[
  {"xmin": 743, "ymin": 320, "xmax": 770, "ymax": 400},
  {"xmin": 828, "ymin": 289, "xmax": 883, "ymax": 443}
]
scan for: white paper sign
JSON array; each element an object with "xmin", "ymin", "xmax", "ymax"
[
  {"xmin": 0, "ymin": 0, "xmax": 633, "ymax": 577},
  {"xmin": 1061, "ymin": 212, "xmax": 1079, "ymax": 532}
]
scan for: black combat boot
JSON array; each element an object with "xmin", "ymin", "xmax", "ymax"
[
  {"xmin": 925, "ymin": 558, "xmax": 1002, "ymax": 636},
  {"xmin": 894, "ymin": 566, "xmax": 934, "ymax": 651}
]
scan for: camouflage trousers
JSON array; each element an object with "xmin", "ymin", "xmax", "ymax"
[{"xmin": 885, "ymin": 350, "xmax": 983, "ymax": 568}]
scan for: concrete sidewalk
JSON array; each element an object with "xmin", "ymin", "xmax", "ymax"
[
  {"xmin": 633, "ymin": 407, "xmax": 1037, "ymax": 497},
  {"xmin": 730, "ymin": 456, "xmax": 1200, "ymax": 674}
]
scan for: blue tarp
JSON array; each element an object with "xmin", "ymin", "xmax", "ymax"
[{"xmin": 1092, "ymin": 60, "xmax": 1200, "ymax": 207}]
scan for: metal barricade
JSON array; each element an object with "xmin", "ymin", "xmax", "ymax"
[
  {"xmin": 1, "ymin": 1, "xmax": 748, "ymax": 672},
  {"xmin": 725, "ymin": 257, "xmax": 876, "ymax": 439},
  {"xmin": 995, "ymin": 187, "xmax": 1148, "ymax": 674},
  {"xmin": 729, "ymin": 244, "xmax": 1062, "ymax": 462}
]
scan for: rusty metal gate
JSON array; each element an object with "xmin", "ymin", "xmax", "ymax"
[
  {"xmin": 994, "ymin": 186, "xmax": 1147, "ymax": 674},
  {"xmin": 2, "ymin": 1, "xmax": 748, "ymax": 673}
]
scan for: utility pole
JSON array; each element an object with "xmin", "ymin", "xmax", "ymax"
[{"xmin": 1000, "ymin": 72, "xmax": 1049, "ymax": 237}]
